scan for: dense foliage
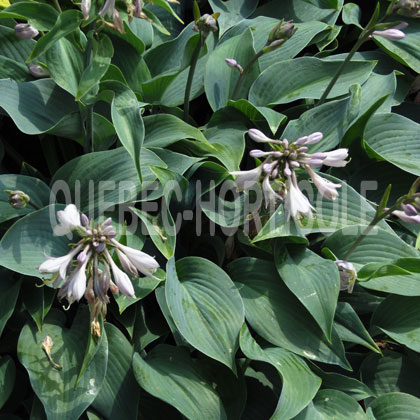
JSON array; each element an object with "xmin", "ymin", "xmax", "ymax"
[{"xmin": 1, "ymin": 0, "xmax": 420, "ymax": 419}]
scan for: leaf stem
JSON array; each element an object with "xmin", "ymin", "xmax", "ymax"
[
  {"xmin": 231, "ymin": 50, "xmax": 264, "ymax": 101},
  {"xmin": 52, "ymin": 0, "xmax": 62, "ymax": 13},
  {"xmin": 343, "ymin": 198, "xmax": 406, "ymax": 260},
  {"xmin": 83, "ymin": 33, "xmax": 95, "ymax": 153},
  {"xmin": 184, "ymin": 33, "xmax": 203, "ymax": 122},
  {"xmin": 316, "ymin": 32, "xmax": 371, "ymax": 107}
]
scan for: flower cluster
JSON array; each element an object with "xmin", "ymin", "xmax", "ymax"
[
  {"xmin": 38, "ymin": 204, "xmax": 159, "ymax": 307},
  {"xmin": 230, "ymin": 129, "xmax": 349, "ymax": 221}
]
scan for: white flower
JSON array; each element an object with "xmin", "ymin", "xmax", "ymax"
[
  {"xmin": 305, "ymin": 165, "xmax": 341, "ymax": 201},
  {"xmin": 373, "ymin": 28, "xmax": 406, "ymax": 41},
  {"xmin": 38, "ymin": 244, "xmax": 83, "ymax": 280},
  {"xmin": 294, "ymin": 132, "xmax": 323, "ymax": 146},
  {"xmin": 230, "ymin": 166, "xmax": 263, "ymax": 191},
  {"xmin": 284, "ymin": 174, "xmax": 315, "ymax": 221},
  {"xmin": 248, "ymin": 129, "xmax": 275, "ymax": 143},
  {"xmin": 81, "ymin": 0, "xmax": 91, "ymax": 19},
  {"xmin": 335, "ymin": 260, "xmax": 357, "ymax": 293},
  {"xmin": 58, "ymin": 256, "xmax": 90, "ymax": 303},
  {"xmin": 112, "ymin": 240, "xmax": 159, "ymax": 277},
  {"xmin": 262, "ymin": 176, "xmax": 282, "ymax": 208},
  {"xmin": 392, "ymin": 210, "xmax": 420, "ymax": 224},
  {"xmin": 53, "ymin": 204, "xmax": 81, "ymax": 236},
  {"xmin": 321, "ymin": 148, "xmax": 349, "ymax": 167},
  {"xmin": 99, "ymin": 0, "xmax": 115, "ymax": 17},
  {"xmin": 106, "ymin": 251, "xmax": 136, "ymax": 298}
]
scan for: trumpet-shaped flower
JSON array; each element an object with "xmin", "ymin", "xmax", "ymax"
[
  {"xmin": 284, "ymin": 174, "xmax": 315, "ymax": 221},
  {"xmin": 53, "ymin": 204, "xmax": 82, "ymax": 236},
  {"xmin": 57, "ymin": 256, "xmax": 90, "ymax": 304},
  {"xmin": 321, "ymin": 148, "xmax": 349, "ymax": 167},
  {"xmin": 112, "ymin": 240, "xmax": 159, "ymax": 277},
  {"xmin": 38, "ymin": 244, "xmax": 83, "ymax": 280},
  {"xmin": 305, "ymin": 165, "xmax": 341, "ymax": 201},
  {"xmin": 105, "ymin": 250, "xmax": 136, "ymax": 298},
  {"xmin": 230, "ymin": 166, "xmax": 263, "ymax": 191}
]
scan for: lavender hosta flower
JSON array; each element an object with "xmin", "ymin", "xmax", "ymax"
[
  {"xmin": 284, "ymin": 173, "xmax": 315, "ymax": 221},
  {"xmin": 392, "ymin": 202, "xmax": 420, "ymax": 223},
  {"xmin": 248, "ymin": 129, "xmax": 277, "ymax": 143},
  {"xmin": 321, "ymin": 148, "xmax": 349, "ymax": 167},
  {"xmin": 262, "ymin": 176, "xmax": 283, "ymax": 208},
  {"xmin": 105, "ymin": 249, "xmax": 136, "ymax": 298},
  {"xmin": 335, "ymin": 260, "xmax": 357, "ymax": 293},
  {"xmin": 99, "ymin": 0, "xmax": 124, "ymax": 33},
  {"xmin": 81, "ymin": 0, "xmax": 91, "ymax": 20},
  {"xmin": 53, "ymin": 204, "xmax": 82, "ymax": 236},
  {"xmin": 111, "ymin": 240, "xmax": 159, "ymax": 277},
  {"xmin": 305, "ymin": 165, "xmax": 341, "ymax": 201},
  {"xmin": 134, "ymin": 0, "xmax": 143, "ymax": 17},
  {"xmin": 57, "ymin": 254, "xmax": 90, "ymax": 304},
  {"xmin": 28, "ymin": 64, "xmax": 49, "ymax": 78},
  {"xmin": 230, "ymin": 166, "xmax": 263, "ymax": 191},
  {"xmin": 372, "ymin": 28, "xmax": 406, "ymax": 41},
  {"xmin": 38, "ymin": 243, "xmax": 83, "ymax": 280},
  {"xmin": 15, "ymin": 23, "xmax": 39, "ymax": 39}
]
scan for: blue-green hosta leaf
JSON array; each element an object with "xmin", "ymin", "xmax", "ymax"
[
  {"xmin": 132, "ymin": 345, "xmax": 227, "ymax": 420},
  {"xmin": 45, "ymin": 38, "xmax": 84, "ymax": 97},
  {"xmin": 0, "ymin": 204, "xmax": 69, "ymax": 278},
  {"xmin": 143, "ymin": 23, "xmax": 196, "ymax": 77},
  {"xmin": 364, "ymin": 112, "xmax": 420, "ymax": 176},
  {"xmin": 229, "ymin": 258, "xmax": 350, "ymax": 369},
  {"xmin": 282, "ymin": 92, "xmax": 359, "ymax": 153},
  {"xmin": 360, "ymin": 351, "xmax": 420, "ymax": 398},
  {"xmin": 249, "ymin": 57, "xmax": 376, "ymax": 106},
  {"xmin": 209, "ymin": 0, "xmax": 258, "ymax": 35},
  {"xmin": 18, "ymin": 306, "xmax": 108, "ymax": 420},
  {"xmin": 227, "ymin": 99, "xmax": 287, "ymax": 134},
  {"xmin": 0, "ymin": 79, "xmax": 78, "ymax": 135},
  {"xmin": 51, "ymin": 147, "xmax": 166, "ymax": 215},
  {"xmin": 0, "ymin": 24, "xmax": 35, "ymax": 62},
  {"xmin": 110, "ymin": 82, "xmax": 144, "ymax": 182},
  {"xmin": 254, "ymin": 0, "xmax": 343, "ymax": 26},
  {"xmin": 323, "ymin": 226, "xmax": 419, "ymax": 265},
  {"xmin": 165, "ymin": 257, "xmax": 244, "ymax": 372},
  {"xmin": 92, "ymin": 324, "xmax": 140, "ymax": 420},
  {"xmin": 0, "ymin": 270, "xmax": 21, "ymax": 337},
  {"xmin": 240, "ymin": 324, "xmax": 321, "ymax": 420},
  {"xmin": 0, "ymin": 2, "xmax": 58, "ymax": 30},
  {"xmin": 372, "ymin": 295, "xmax": 420, "ymax": 352},
  {"xmin": 310, "ymin": 365, "xmax": 373, "ymax": 400},
  {"xmin": 334, "ymin": 302, "xmax": 380, "ymax": 353},
  {"xmin": 0, "ymin": 355, "xmax": 15, "ymax": 410},
  {"xmin": 0, "ymin": 55, "xmax": 32, "ymax": 81},
  {"xmin": 275, "ymin": 244, "xmax": 340, "ymax": 341},
  {"xmin": 0, "ymin": 174, "xmax": 51, "ymax": 223},
  {"xmin": 341, "ymin": 3, "xmax": 362, "ymax": 28},
  {"xmin": 373, "ymin": 17, "xmax": 420, "ymax": 73},
  {"xmin": 27, "ymin": 10, "xmax": 83, "ymax": 62},
  {"xmin": 205, "ymin": 29, "xmax": 259, "ymax": 110},
  {"xmin": 76, "ymin": 34, "xmax": 113, "ymax": 101},
  {"xmin": 358, "ymin": 258, "xmax": 420, "ymax": 296},
  {"xmin": 367, "ymin": 392, "xmax": 420, "ymax": 420},
  {"xmin": 294, "ymin": 389, "xmax": 368, "ymax": 420},
  {"xmin": 143, "ymin": 113, "xmax": 208, "ymax": 147}
]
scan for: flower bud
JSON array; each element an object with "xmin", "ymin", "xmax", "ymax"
[
  {"xmin": 28, "ymin": 64, "xmax": 50, "ymax": 78},
  {"xmin": 372, "ymin": 28, "xmax": 406, "ymax": 41},
  {"xmin": 225, "ymin": 58, "xmax": 238, "ymax": 68},
  {"xmin": 268, "ymin": 19, "xmax": 296, "ymax": 43},
  {"xmin": 249, "ymin": 149, "xmax": 267, "ymax": 158},
  {"xmin": 81, "ymin": 213, "xmax": 90, "ymax": 226},
  {"xmin": 193, "ymin": 13, "xmax": 218, "ymax": 36},
  {"xmin": 4, "ymin": 190, "xmax": 30, "ymax": 209},
  {"xmin": 15, "ymin": 23, "xmax": 39, "ymax": 39},
  {"xmin": 248, "ymin": 129, "xmax": 274, "ymax": 143}
]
